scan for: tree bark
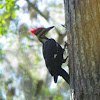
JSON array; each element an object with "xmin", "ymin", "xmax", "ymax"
[{"xmin": 64, "ymin": 0, "xmax": 100, "ymax": 100}]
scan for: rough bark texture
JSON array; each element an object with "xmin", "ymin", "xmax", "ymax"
[{"xmin": 64, "ymin": 0, "xmax": 100, "ymax": 100}]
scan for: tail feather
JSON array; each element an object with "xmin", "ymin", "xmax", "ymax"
[
  {"xmin": 58, "ymin": 68, "xmax": 70, "ymax": 84},
  {"xmin": 54, "ymin": 76, "xmax": 58, "ymax": 83}
]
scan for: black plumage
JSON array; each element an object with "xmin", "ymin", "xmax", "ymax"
[
  {"xmin": 43, "ymin": 38, "xmax": 69, "ymax": 84},
  {"xmin": 30, "ymin": 26, "xmax": 70, "ymax": 84}
]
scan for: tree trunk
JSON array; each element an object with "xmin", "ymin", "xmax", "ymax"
[{"xmin": 64, "ymin": 0, "xmax": 100, "ymax": 100}]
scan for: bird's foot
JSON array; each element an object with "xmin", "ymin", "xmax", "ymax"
[
  {"xmin": 64, "ymin": 41, "xmax": 68, "ymax": 50},
  {"xmin": 63, "ymin": 56, "xmax": 68, "ymax": 63}
]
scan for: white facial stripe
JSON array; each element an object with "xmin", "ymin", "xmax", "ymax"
[
  {"xmin": 40, "ymin": 29, "xmax": 46, "ymax": 37},
  {"xmin": 37, "ymin": 29, "xmax": 45, "ymax": 38}
]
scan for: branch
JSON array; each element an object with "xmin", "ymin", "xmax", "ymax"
[{"xmin": 26, "ymin": 0, "xmax": 48, "ymax": 21}]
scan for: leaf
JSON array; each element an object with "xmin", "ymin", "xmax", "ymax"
[
  {"xmin": 5, "ymin": 13, "xmax": 11, "ymax": 19},
  {"xmin": 12, "ymin": 12, "xmax": 17, "ymax": 19},
  {"xmin": 0, "ymin": 4, "xmax": 4, "ymax": 9}
]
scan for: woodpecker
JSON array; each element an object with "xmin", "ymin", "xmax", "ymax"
[{"xmin": 30, "ymin": 26, "xmax": 69, "ymax": 84}]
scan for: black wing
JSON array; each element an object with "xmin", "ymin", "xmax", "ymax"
[{"xmin": 43, "ymin": 39, "xmax": 64, "ymax": 83}]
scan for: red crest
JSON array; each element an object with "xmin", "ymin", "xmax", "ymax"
[{"xmin": 30, "ymin": 27, "xmax": 44, "ymax": 36}]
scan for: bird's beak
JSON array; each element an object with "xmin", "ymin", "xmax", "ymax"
[
  {"xmin": 45, "ymin": 26, "xmax": 54, "ymax": 32},
  {"xmin": 40, "ymin": 26, "xmax": 54, "ymax": 37}
]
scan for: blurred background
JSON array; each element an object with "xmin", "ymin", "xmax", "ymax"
[{"xmin": 0, "ymin": 0, "xmax": 70, "ymax": 100}]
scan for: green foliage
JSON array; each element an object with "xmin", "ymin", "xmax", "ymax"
[
  {"xmin": 0, "ymin": 0, "xmax": 19, "ymax": 36},
  {"xmin": 0, "ymin": 17, "xmax": 7, "ymax": 36},
  {"xmin": 0, "ymin": 45, "xmax": 5, "ymax": 63},
  {"xmin": 53, "ymin": 95, "xmax": 64, "ymax": 100}
]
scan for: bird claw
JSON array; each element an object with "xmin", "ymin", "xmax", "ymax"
[
  {"xmin": 63, "ymin": 56, "xmax": 68, "ymax": 63},
  {"xmin": 64, "ymin": 41, "xmax": 68, "ymax": 50}
]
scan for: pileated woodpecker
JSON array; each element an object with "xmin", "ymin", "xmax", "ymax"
[{"xmin": 30, "ymin": 26, "xmax": 69, "ymax": 84}]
